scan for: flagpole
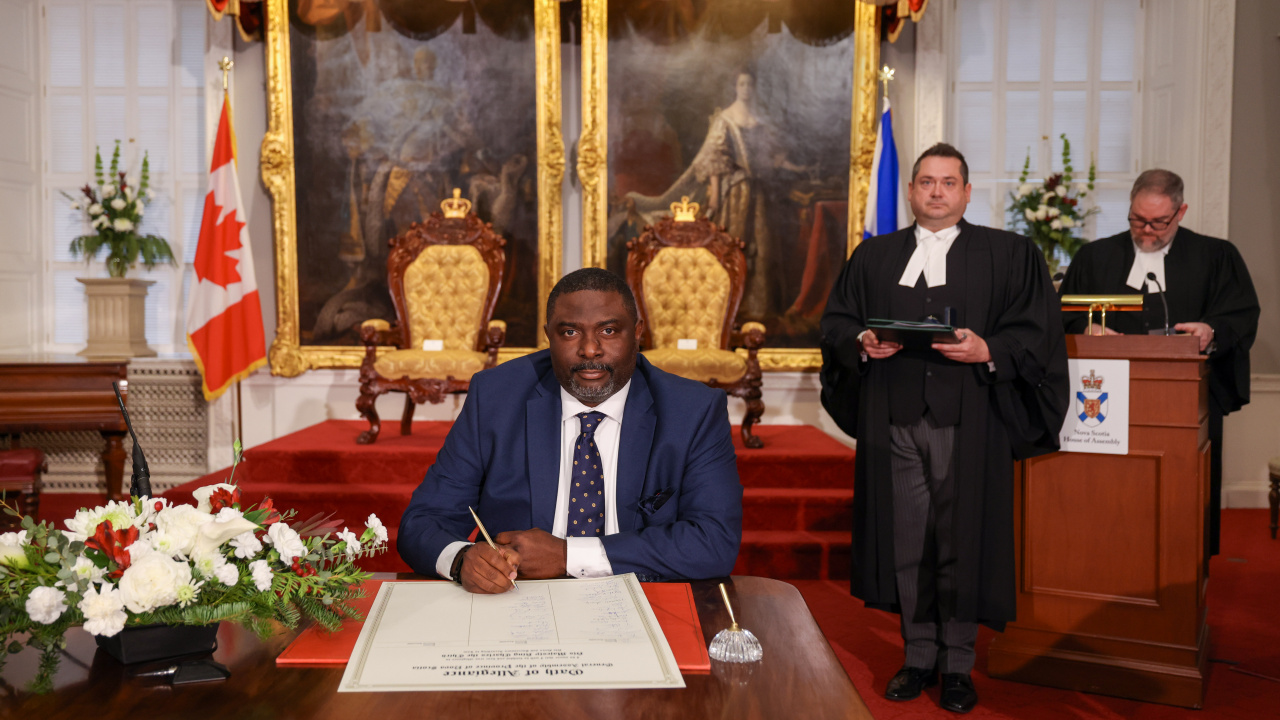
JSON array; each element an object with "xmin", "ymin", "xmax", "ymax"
[{"xmin": 223, "ymin": 53, "xmax": 239, "ymax": 451}]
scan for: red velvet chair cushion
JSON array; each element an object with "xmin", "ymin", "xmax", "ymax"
[{"xmin": 0, "ymin": 448, "xmax": 46, "ymax": 480}]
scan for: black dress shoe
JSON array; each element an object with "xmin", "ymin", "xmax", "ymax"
[
  {"xmin": 940, "ymin": 673, "xmax": 978, "ymax": 713},
  {"xmin": 884, "ymin": 665, "xmax": 937, "ymax": 701}
]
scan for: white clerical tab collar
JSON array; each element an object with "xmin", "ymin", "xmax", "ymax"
[
  {"xmin": 1125, "ymin": 238, "xmax": 1173, "ymax": 291},
  {"xmin": 899, "ymin": 224, "xmax": 960, "ymax": 288}
]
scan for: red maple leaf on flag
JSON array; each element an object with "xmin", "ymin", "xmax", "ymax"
[{"xmin": 193, "ymin": 193, "xmax": 247, "ymax": 289}]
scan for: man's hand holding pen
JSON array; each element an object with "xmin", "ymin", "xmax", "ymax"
[
  {"xmin": 459, "ymin": 529, "xmax": 569, "ymax": 593},
  {"xmin": 459, "ymin": 543, "xmax": 521, "ymax": 594}
]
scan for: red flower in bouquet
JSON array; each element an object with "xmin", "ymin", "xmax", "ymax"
[
  {"xmin": 209, "ymin": 486, "xmax": 242, "ymax": 512},
  {"xmin": 257, "ymin": 498, "xmax": 282, "ymax": 527},
  {"xmin": 84, "ymin": 520, "xmax": 140, "ymax": 579}
]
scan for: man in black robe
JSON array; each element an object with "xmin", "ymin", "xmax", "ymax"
[
  {"xmin": 821, "ymin": 143, "xmax": 1068, "ymax": 714},
  {"xmin": 1059, "ymin": 169, "xmax": 1259, "ymax": 556}
]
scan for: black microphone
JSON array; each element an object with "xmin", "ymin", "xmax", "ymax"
[
  {"xmin": 1145, "ymin": 271, "xmax": 1173, "ymax": 336},
  {"xmin": 1052, "ymin": 272, "xmax": 1065, "ymax": 283},
  {"xmin": 111, "ymin": 380, "xmax": 152, "ymax": 499}
]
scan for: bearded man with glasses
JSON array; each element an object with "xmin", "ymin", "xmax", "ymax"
[{"xmin": 1059, "ymin": 169, "xmax": 1259, "ymax": 557}]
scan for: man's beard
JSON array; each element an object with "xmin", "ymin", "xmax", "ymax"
[{"xmin": 568, "ymin": 361, "xmax": 617, "ymax": 403}]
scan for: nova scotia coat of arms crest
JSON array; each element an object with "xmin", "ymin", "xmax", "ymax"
[{"xmin": 1076, "ymin": 370, "xmax": 1107, "ymax": 427}]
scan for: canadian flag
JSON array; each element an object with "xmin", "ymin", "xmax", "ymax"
[{"xmin": 186, "ymin": 93, "xmax": 266, "ymax": 401}]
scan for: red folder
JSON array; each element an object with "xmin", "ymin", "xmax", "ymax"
[
  {"xmin": 276, "ymin": 579, "xmax": 711, "ymax": 674},
  {"xmin": 275, "ymin": 578, "xmax": 399, "ymax": 666},
  {"xmin": 641, "ymin": 582, "xmax": 712, "ymax": 673}
]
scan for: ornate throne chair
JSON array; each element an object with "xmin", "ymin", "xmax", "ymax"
[
  {"xmin": 356, "ymin": 190, "xmax": 506, "ymax": 445},
  {"xmin": 626, "ymin": 198, "xmax": 766, "ymax": 448}
]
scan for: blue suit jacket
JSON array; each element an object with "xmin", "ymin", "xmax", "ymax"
[{"xmin": 397, "ymin": 350, "xmax": 743, "ymax": 581}]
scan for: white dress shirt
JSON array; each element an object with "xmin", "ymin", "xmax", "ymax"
[
  {"xmin": 434, "ymin": 381, "xmax": 631, "ymax": 581},
  {"xmin": 552, "ymin": 382, "xmax": 629, "ymax": 577},
  {"xmin": 1126, "ymin": 238, "xmax": 1173, "ymax": 292},
  {"xmin": 899, "ymin": 224, "xmax": 961, "ymax": 288}
]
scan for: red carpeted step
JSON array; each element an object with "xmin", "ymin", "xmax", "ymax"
[
  {"xmin": 161, "ymin": 420, "xmax": 859, "ymax": 582},
  {"xmin": 35, "ymin": 492, "xmax": 106, "ymax": 528},
  {"xmin": 731, "ymin": 425, "xmax": 856, "ymax": 489},
  {"xmin": 742, "ymin": 487, "xmax": 854, "ymax": 532},
  {"xmin": 733, "ymin": 530, "xmax": 852, "ymax": 580}
]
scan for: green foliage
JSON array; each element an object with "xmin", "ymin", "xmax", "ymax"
[
  {"xmin": 1006, "ymin": 134, "xmax": 1101, "ymax": 272},
  {"xmin": 62, "ymin": 140, "xmax": 176, "ymax": 278}
]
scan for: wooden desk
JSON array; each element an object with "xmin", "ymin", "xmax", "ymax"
[
  {"xmin": 0, "ymin": 577, "xmax": 869, "ymax": 720},
  {"xmin": 0, "ymin": 356, "xmax": 128, "ymax": 500}
]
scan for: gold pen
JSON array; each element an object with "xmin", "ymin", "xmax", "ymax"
[{"xmin": 468, "ymin": 506, "xmax": 519, "ymax": 591}]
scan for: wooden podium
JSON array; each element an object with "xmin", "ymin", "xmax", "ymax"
[{"xmin": 988, "ymin": 334, "xmax": 1210, "ymax": 708}]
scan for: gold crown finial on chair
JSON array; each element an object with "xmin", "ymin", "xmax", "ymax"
[
  {"xmin": 441, "ymin": 188, "xmax": 471, "ymax": 219},
  {"xmin": 670, "ymin": 196, "xmax": 700, "ymax": 222}
]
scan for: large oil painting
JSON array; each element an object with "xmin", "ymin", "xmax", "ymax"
[
  {"xmin": 582, "ymin": 0, "xmax": 878, "ymax": 367},
  {"xmin": 265, "ymin": 0, "xmax": 565, "ymax": 375}
]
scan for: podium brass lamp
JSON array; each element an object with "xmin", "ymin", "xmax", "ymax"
[
  {"xmin": 625, "ymin": 197, "xmax": 767, "ymax": 448},
  {"xmin": 1060, "ymin": 294, "xmax": 1144, "ymax": 334},
  {"xmin": 355, "ymin": 190, "xmax": 507, "ymax": 444}
]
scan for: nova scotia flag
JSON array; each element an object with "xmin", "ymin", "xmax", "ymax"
[{"xmin": 863, "ymin": 97, "xmax": 908, "ymax": 239}]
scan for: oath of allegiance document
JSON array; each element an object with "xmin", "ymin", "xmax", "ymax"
[{"xmin": 337, "ymin": 573, "xmax": 686, "ymax": 692}]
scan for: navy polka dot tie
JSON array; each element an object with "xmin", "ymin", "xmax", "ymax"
[{"xmin": 571, "ymin": 411, "xmax": 606, "ymax": 537}]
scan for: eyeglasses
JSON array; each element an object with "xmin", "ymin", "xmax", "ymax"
[{"xmin": 1127, "ymin": 214, "xmax": 1177, "ymax": 231}]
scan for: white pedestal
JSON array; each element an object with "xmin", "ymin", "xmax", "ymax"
[{"xmin": 77, "ymin": 278, "xmax": 158, "ymax": 360}]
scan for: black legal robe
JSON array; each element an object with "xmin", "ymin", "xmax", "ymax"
[
  {"xmin": 820, "ymin": 220, "xmax": 1069, "ymax": 629},
  {"xmin": 1059, "ymin": 227, "xmax": 1259, "ymax": 416}
]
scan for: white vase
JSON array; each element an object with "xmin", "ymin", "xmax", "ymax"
[{"xmin": 77, "ymin": 277, "xmax": 158, "ymax": 360}]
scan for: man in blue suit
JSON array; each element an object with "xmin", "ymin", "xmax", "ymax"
[{"xmin": 398, "ymin": 268, "xmax": 743, "ymax": 593}]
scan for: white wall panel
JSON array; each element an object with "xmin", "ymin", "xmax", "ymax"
[
  {"xmin": 2, "ymin": 0, "xmax": 38, "ymax": 352},
  {"xmin": 135, "ymin": 4, "xmax": 172, "ymax": 88},
  {"xmin": 0, "ymin": 273, "xmax": 36, "ymax": 352},
  {"xmin": 50, "ymin": 188, "xmax": 83, "ymax": 262},
  {"xmin": 46, "ymin": 94, "xmax": 82, "ymax": 173},
  {"xmin": 0, "ymin": 3, "xmax": 31, "ymax": 77},
  {"xmin": 44, "ymin": 4, "xmax": 81, "ymax": 87},
  {"xmin": 1052, "ymin": 0, "xmax": 1090, "ymax": 82},
  {"xmin": 93, "ymin": 94, "xmax": 127, "ymax": 151},
  {"xmin": 0, "ymin": 90, "xmax": 33, "ymax": 167},
  {"xmin": 955, "ymin": 0, "xmax": 995, "ymax": 83},
  {"xmin": 92, "ymin": 4, "xmax": 126, "ymax": 88},
  {"xmin": 0, "ymin": 181, "xmax": 34, "ymax": 260}
]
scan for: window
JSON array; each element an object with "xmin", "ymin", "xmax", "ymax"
[
  {"xmin": 951, "ymin": 0, "xmax": 1142, "ymax": 242},
  {"xmin": 42, "ymin": 0, "xmax": 206, "ymax": 353}
]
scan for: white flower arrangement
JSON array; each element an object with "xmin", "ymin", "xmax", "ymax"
[
  {"xmin": 1006, "ymin": 134, "xmax": 1100, "ymax": 273},
  {"xmin": 0, "ymin": 483, "xmax": 387, "ymax": 693},
  {"xmin": 61, "ymin": 140, "xmax": 174, "ymax": 279}
]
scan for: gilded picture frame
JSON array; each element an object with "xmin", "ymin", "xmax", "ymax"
[
  {"xmin": 578, "ymin": 0, "xmax": 880, "ymax": 372},
  {"xmin": 263, "ymin": 0, "xmax": 565, "ymax": 377}
]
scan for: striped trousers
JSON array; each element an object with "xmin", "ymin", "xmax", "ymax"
[{"xmin": 889, "ymin": 415, "xmax": 978, "ymax": 674}]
